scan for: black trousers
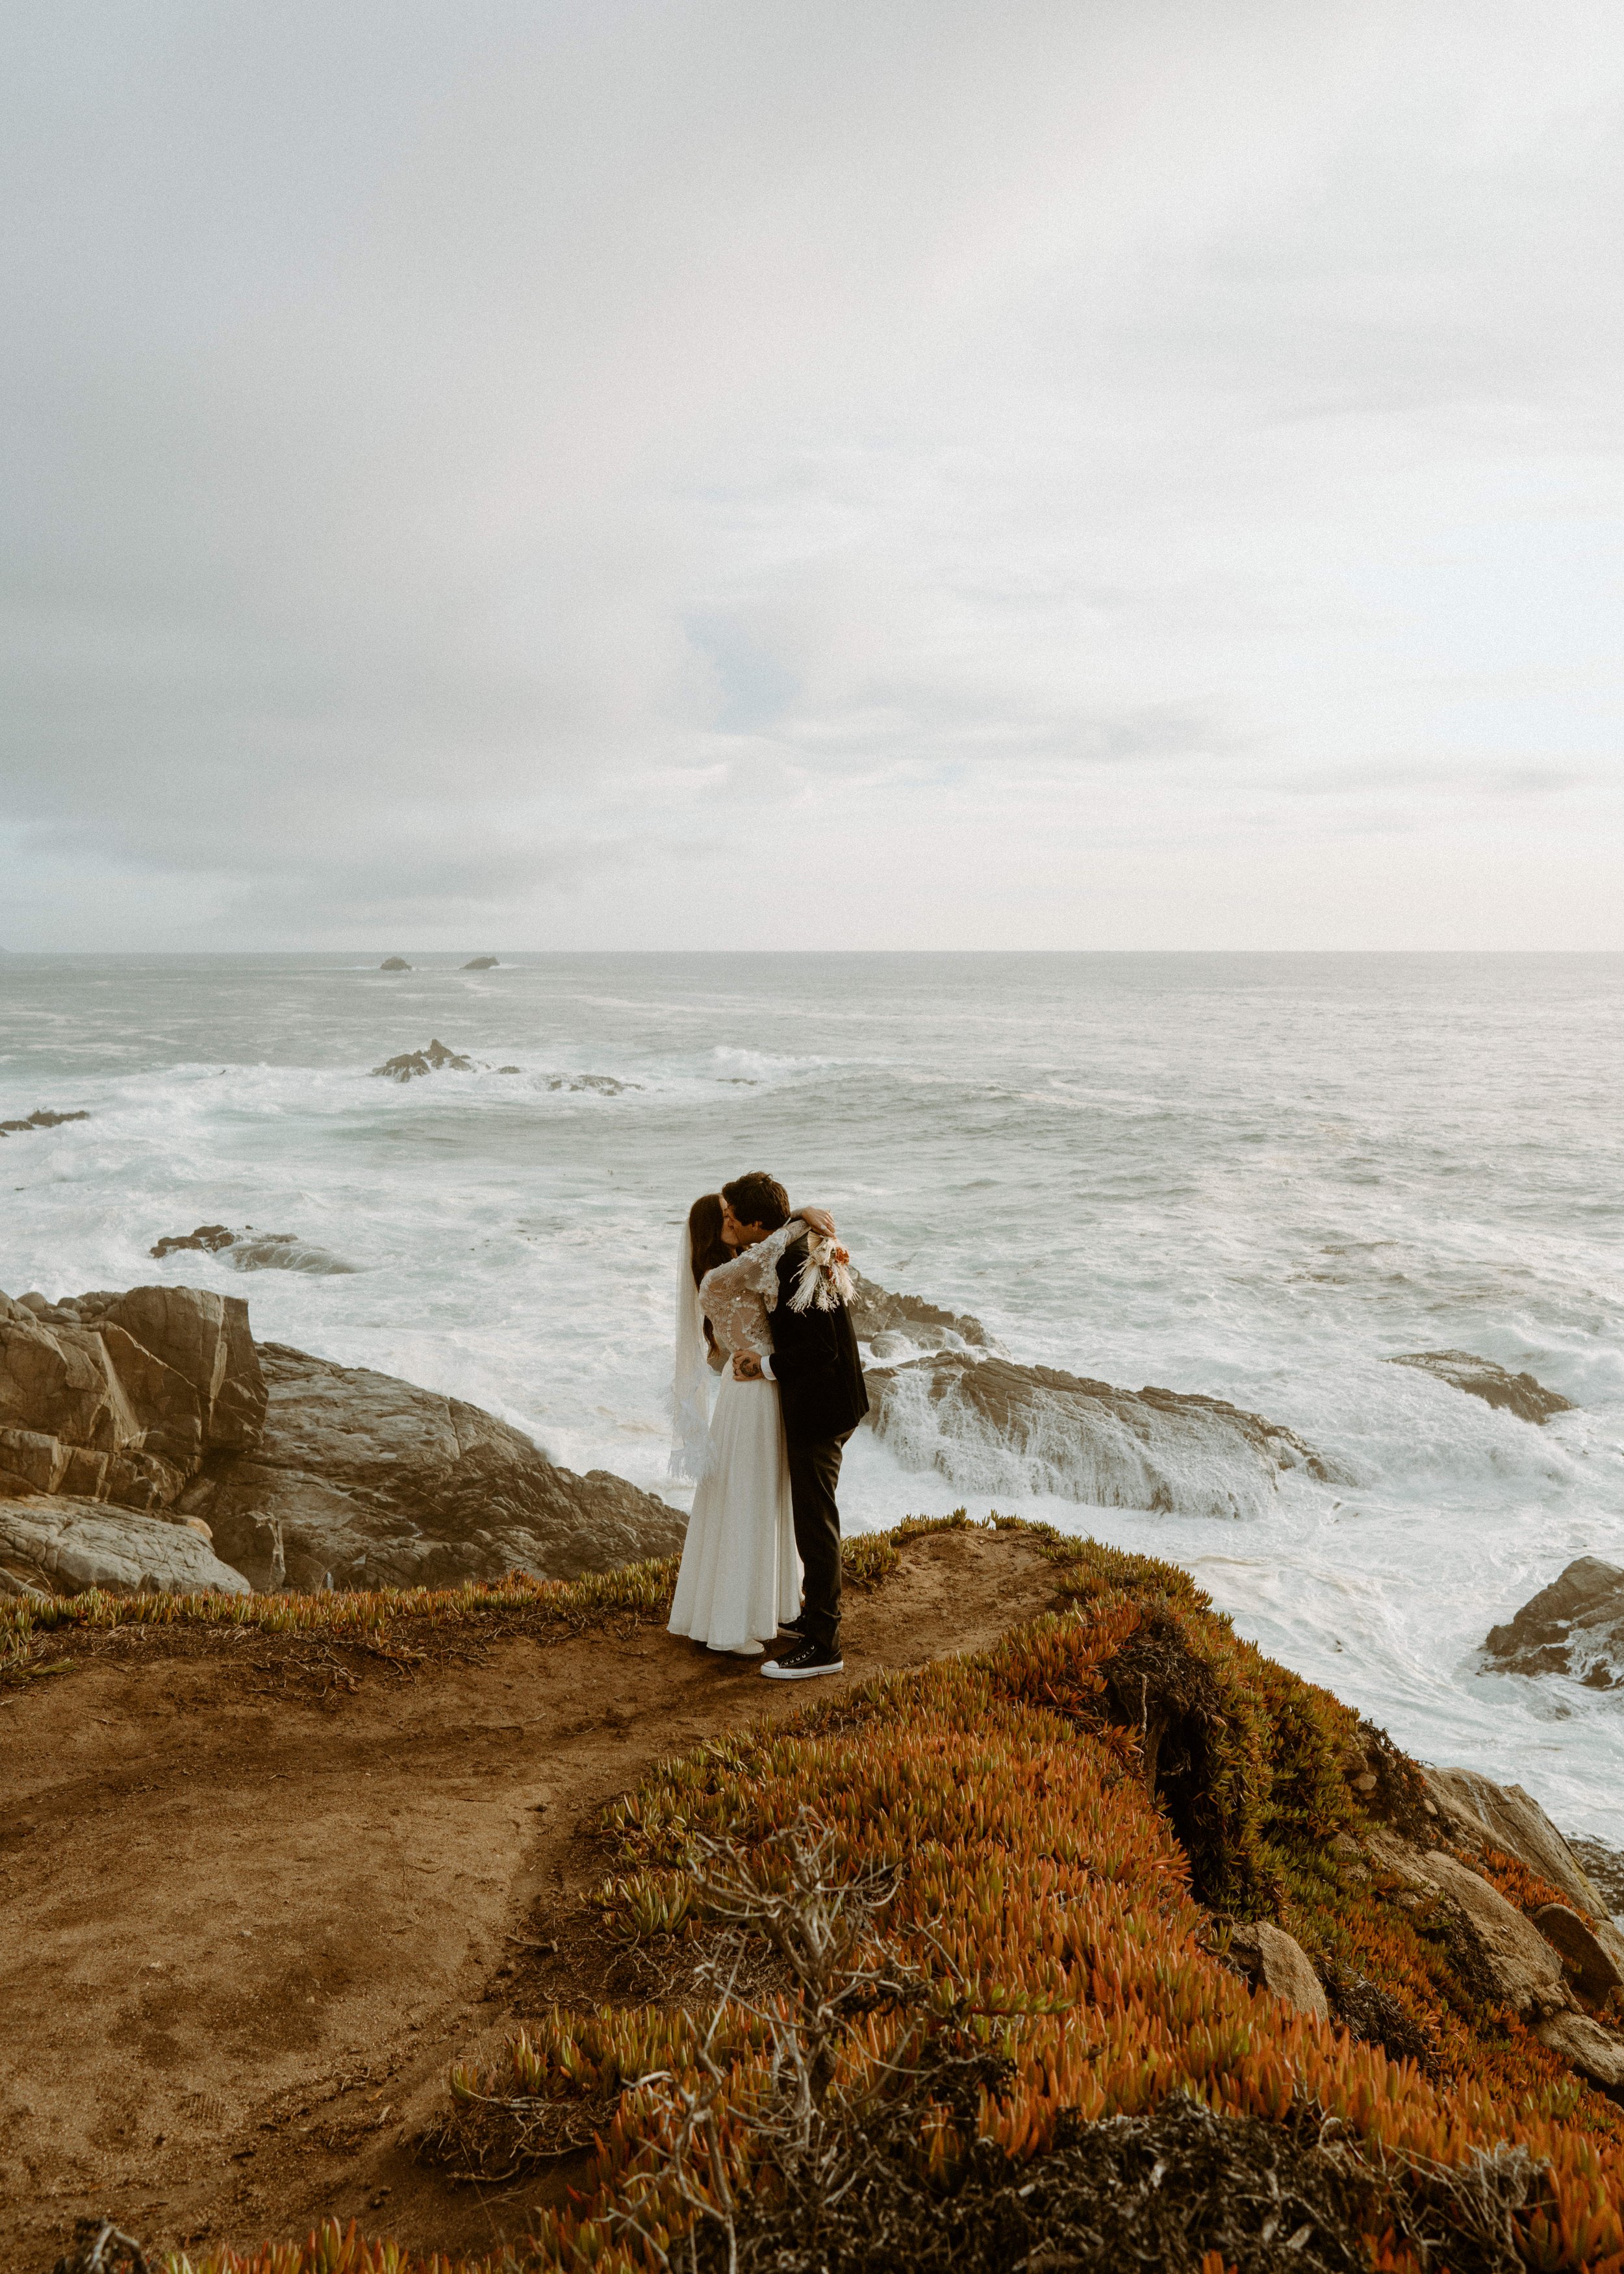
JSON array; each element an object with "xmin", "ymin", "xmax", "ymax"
[{"xmin": 786, "ymin": 1429, "xmax": 852, "ymax": 1653}]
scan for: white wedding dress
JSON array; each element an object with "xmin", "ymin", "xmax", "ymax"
[{"xmin": 667, "ymin": 1220, "xmax": 801, "ymax": 1655}]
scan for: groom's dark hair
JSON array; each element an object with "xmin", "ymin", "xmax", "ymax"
[{"xmin": 723, "ymin": 1171, "xmax": 789, "ymax": 1231}]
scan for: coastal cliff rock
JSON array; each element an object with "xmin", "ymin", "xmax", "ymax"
[
  {"xmin": 1423, "ymin": 1762, "xmax": 1612, "ymax": 1917},
  {"xmin": 0, "ymin": 1496, "xmax": 249, "ymax": 1597},
  {"xmin": 1480, "ymin": 1555, "xmax": 1624, "ymax": 1688},
  {"xmin": 0, "ymin": 1283, "xmax": 265, "ymax": 1513},
  {"xmin": 864, "ymin": 1349, "xmax": 1329, "ymax": 1520},
  {"xmin": 178, "ymin": 1342, "xmax": 685, "ymax": 1592},
  {"xmin": 1387, "ymin": 1348, "xmax": 1573, "ymax": 1424},
  {"xmin": 1364, "ymin": 1830, "xmax": 1570, "ymax": 2020},
  {"xmin": 372, "ymin": 1037, "xmax": 474, "ymax": 1080},
  {"xmin": 0, "ymin": 1283, "xmax": 684, "ymax": 1597}
]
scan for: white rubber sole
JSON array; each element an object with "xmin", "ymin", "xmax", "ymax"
[{"xmin": 760, "ymin": 1656, "xmax": 844, "ymax": 1681}]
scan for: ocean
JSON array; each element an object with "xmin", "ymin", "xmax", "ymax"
[{"xmin": 3, "ymin": 950, "xmax": 1620, "ymax": 1842}]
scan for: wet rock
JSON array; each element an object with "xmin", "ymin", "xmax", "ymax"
[
  {"xmin": 1387, "ymin": 1349, "xmax": 1573, "ymax": 1424},
  {"xmin": 0, "ymin": 1108, "xmax": 91, "ymax": 1136},
  {"xmin": 179, "ymin": 1342, "xmax": 685, "ymax": 1592},
  {"xmin": 1480, "ymin": 1556, "xmax": 1624, "ymax": 1688},
  {"xmin": 150, "ymin": 1224, "xmax": 238, "ymax": 1258},
  {"xmin": 544, "ymin": 1073, "xmax": 639, "ymax": 1094},
  {"xmin": 462, "ymin": 955, "xmax": 500, "ymax": 969},
  {"xmin": 371, "ymin": 1038, "xmax": 474, "ymax": 1080},
  {"xmin": 848, "ymin": 1270, "xmax": 995, "ymax": 1353},
  {"xmin": 1220, "ymin": 1919, "xmax": 1330, "ymax": 2024},
  {"xmin": 1365, "ymin": 1832, "xmax": 1569, "ymax": 2019},
  {"xmin": 1536, "ymin": 2009, "xmax": 1624, "ymax": 2093},
  {"xmin": 0, "ymin": 1495, "xmax": 250, "ymax": 1597},
  {"xmin": 1423, "ymin": 1763, "xmax": 1610, "ymax": 1917},
  {"xmin": 379, "ymin": 956, "xmax": 412, "ymax": 970},
  {"xmin": 1532, "ymin": 1905, "xmax": 1623, "ymax": 2006},
  {"xmin": 1571, "ymin": 1839, "xmax": 1624, "ymax": 1925},
  {"xmin": 863, "ymin": 1350, "xmax": 1330, "ymax": 1520}
]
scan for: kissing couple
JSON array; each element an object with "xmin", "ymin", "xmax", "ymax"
[{"xmin": 667, "ymin": 1171, "xmax": 869, "ymax": 1679}]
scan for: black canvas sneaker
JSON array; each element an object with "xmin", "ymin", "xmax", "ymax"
[
  {"xmin": 760, "ymin": 1642, "xmax": 844, "ymax": 1681},
  {"xmin": 777, "ymin": 1612, "xmax": 807, "ymax": 1635}
]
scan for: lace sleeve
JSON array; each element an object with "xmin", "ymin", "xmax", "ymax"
[{"xmin": 698, "ymin": 1220, "xmax": 803, "ymax": 1356}]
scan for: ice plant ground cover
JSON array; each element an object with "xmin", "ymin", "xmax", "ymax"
[{"xmin": 29, "ymin": 1518, "xmax": 1624, "ymax": 2274}]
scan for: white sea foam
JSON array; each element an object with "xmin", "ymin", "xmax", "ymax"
[{"xmin": 2, "ymin": 949, "xmax": 1621, "ymax": 1843}]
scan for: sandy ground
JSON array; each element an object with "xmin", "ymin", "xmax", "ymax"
[{"xmin": 0, "ymin": 1527, "xmax": 1061, "ymax": 2271}]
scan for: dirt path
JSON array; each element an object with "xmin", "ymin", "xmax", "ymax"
[{"xmin": 0, "ymin": 1529, "xmax": 1061, "ymax": 2270}]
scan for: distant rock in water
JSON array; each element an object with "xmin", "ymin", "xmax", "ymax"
[
  {"xmin": 1387, "ymin": 1348, "xmax": 1573, "ymax": 1424},
  {"xmin": 0, "ymin": 1107, "xmax": 91, "ymax": 1136},
  {"xmin": 379, "ymin": 956, "xmax": 412, "ymax": 970},
  {"xmin": 462, "ymin": 955, "xmax": 500, "ymax": 969},
  {"xmin": 149, "ymin": 1225, "xmax": 357, "ymax": 1274},
  {"xmin": 546, "ymin": 1073, "xmax": 640, "ymax": 1094},
  {"xmin": 864, "ymin": 1350, "xmax": 1329, "ymax": 1520},
  {"xmin": 1480, "ymin": 1555, "xmax": 1624, "ymax": 1689},
  {"xmin": 372, "ymin": 1037, "xmax": 475, "ymax": 1080},
  {"xmin": 848, "ymin": 1269, "xmax": 995, "ymax": 1357},
  {"xmin": 181, "ymin": 1342, "xmax": 685, "ymax": 1592}
]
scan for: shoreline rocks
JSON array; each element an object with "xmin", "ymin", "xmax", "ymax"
[
  {"xmin": 0, "ymin": 1281, "xmax": 685, "ymax": 1599},
  {"xmin": 149, "ymin": 1226, "xmax": 356, "ymax": 1275},
  {"xmin": 179, "ymin": 1342, "xmax": 685, "ymax": 1592},
  {"xmin": 848, "ymin": 1270, "xmax": 995, "ymax": 1357},
  {"xmin": 1480, "ymin": 1556, "xmax": 1624, "ymax": 1689},
  {"xmin": 1387, "ymin": 1348, "xmax": 1573, "ymax": 1424},
  {"xmin": 462, "ymin": 955, "xmax": 500, "ymax": 969}
]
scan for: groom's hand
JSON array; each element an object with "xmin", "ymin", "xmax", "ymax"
[{"xmin": 733, "ymin": 1351, "xmax": 764, "ymax": 1381}]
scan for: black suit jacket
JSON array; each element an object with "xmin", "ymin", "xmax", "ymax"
[{"xmin": 770, "ymin": 1232, "xmax": 870, "ymax": 1446}]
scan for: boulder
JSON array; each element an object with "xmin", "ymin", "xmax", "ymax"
[
  {"xmin": 863, "ymin": 1350, "xmax": 1330, "ymax": 1520},
  {"xmin": 1221, "ymin": 1919, "xmax": 1329, "ymax": 2024},
  {"xmin": 1423, "ymin": 1765, "xmax": 1609, "ymax": 1917},
  {"xmin": 1532, "ymin": 1906, "xmax": 1623, "ymax": 2006},
  {"xmin": 1387, "ymin": 1349, "xmax": 1573, "ymax": 1424},
  {"xmin": 371, "ymin": 1038, "xmax": 474, "ymax": 1081},
  {"xmin": 150, "ymin": 1224, "xmax": 238, "ymax": 1258},
  {"xmin": 1480, "ymin": 1557, "xmax": 1624, "ymax": 1688},
  {"xmin": 461, "ymin": 956, "xmax": 500, "ymax": 970},
  {"xmin": 0, "ymin": 1496, "xmax": 250, "ymax": 1597},
  {"xmin": 1365, "ymin": 1832, "xmax": 1569, "ymax": 2020},
  {"xmin": 1535, "ymin": 2010, "xmax": 1624, "ymax": 2093},
  {"xmin": 0, "ymin": 1284, "xmax": 266, "ymax": 1514},
  {"xmin": 179, "ymin": 1342, "xmax": 685, "ymax": 1592},
  {"xmin": 147, "ymin": 1226, "xmax": 357, "ymax": 1275},
  {"xmin": 379, "ymin": 956, "xmax": 412, "ymax": 970}
]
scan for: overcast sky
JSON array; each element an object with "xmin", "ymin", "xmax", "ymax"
[{"xmin": 3, "ymin": 1, "xmax": 1621, "ymax": 951}]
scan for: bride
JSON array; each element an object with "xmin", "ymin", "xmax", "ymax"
[{"xmin": 666, "ymin": 1192, "xmax": 837, "ymax": 1656}]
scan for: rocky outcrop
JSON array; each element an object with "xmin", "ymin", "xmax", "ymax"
[
  {"xmin": 1423, "ymin": 1764, "xmax": 1610, "ymax": 1917},
  {"xmin": 178, "ymin": 1342, "xmax": 686, "ymax": 1592},
  {"xmin": 462, "ymin": 956, "xmax": 499, "ymax": 969},
  {"xmin": 864, "ymin": 1351, "xmax": 1330, "ymax": 1520},
  {"xmin": 544, "ymin": 1073, "xmax": 639, "ymax": 1093},
  {"xmin": 1, "ymin": 1108, "xmax": 90, "ymax": 1136},
  {"xmin": 1365, "ymin": 1831, "xmax": 1569, "ymax": 2020},
  {"xmin": 1532, "ymin": 1906, "xmax": 1623, "ymax": 2007},
  {"xmin": 1536, "ymin": 2010, "xmax": 1624, "ymax": 2093},
  {"xmin": 847, "ymin": 1270, "xmax": 995, "ymax": 1357},
  {"xmin": 1, "ymin": 1283, "xmax": 685, "ymax": 1598},
  {"xmin": 148, "ymin": 1227, "xmax": 357, "ymax": 1275},
  {"xmin": 0, "ymin": 1283, "xmax": 265, "ymax": 1513},
  {"xmin": 1480, "ymin": 1557, "xmax": 1624, "ymax": 1688},
  {"xmin": 379, "ymin": 956, "xmax": 412, "ymax": 970},
  {"xmin": 1387, "ymin": 1349, "xmax": 1573, "ymax": 1424},
  {"xmin": 1572, "ymin": 1840, "xmax": 1624, "ymax": 1924},
  {"xmin": 1220, "ymin": 1919, "xmax": 1330, "ymax": 2024},
  {"xmin": 0, "ymin": 1496, "xmax": 249, "ymax": 1597},
  {"xmin": 372, "ymin": 1038, "xmax": 473, "ymax": 1080}
]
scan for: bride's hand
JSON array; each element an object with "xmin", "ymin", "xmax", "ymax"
[{"xmin": 799, "ymin": 1205, "xmax": 838, "ymax": 1236}]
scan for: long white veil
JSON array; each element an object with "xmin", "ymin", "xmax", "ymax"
[{"xmin": 668, "ymin": 1218, "xmax": 713, "ymax": 1482}]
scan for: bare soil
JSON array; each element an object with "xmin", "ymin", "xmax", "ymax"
[{"xmin": 0, "ymin": 1527, "xmax": 1061, "ymax": 2271}]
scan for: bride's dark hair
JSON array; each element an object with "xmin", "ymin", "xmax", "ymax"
[{"xmin": 688, "ymin": 1194, "xmax": 731, "ymax": 1348}]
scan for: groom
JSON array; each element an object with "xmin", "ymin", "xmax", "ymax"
[{"xmin": 719, "ymin": 1171, "xmax": 869, "ymax": 1681}]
